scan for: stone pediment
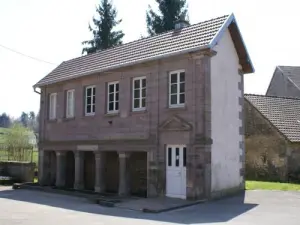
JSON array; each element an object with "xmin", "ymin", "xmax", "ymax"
[{"xmin": 159, "ymin": 115, "xmax": 192, "ymax": 131}]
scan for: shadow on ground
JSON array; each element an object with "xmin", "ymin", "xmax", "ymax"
[{"xmin": 0, "ymin": 188, "xmax": 257, "ymax": 224}]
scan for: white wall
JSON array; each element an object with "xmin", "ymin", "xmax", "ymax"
[{"xmin": 210, "ymin": 29, "xmax": 243, "ymax": 193}]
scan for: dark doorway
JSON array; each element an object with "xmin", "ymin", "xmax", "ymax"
[
  {"xmin": 129, "ymin": 152, "xmax": 147, "ymax": 197},
  {"xmin": 105, "ymin": 152, "xmax": 119, "ymax": 193},
  {"xmin": 48, "ymin": 151, "xmax": 56, "ymax": 186},
  {"xmin": 65, "ymin": 151, "xmax": 75, "ymax": 189},
  {"xmin": 84, "ymin": 151, "xmax": 95, "ymax": 190}
]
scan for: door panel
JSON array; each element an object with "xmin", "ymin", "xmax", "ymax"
[{"xmin": 166, "ymin": 145, "xmax": 187, "ymax": 199}]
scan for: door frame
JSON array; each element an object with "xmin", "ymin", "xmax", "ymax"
[{"xmin": 165, "ymin": 145, "xmax": 187, "ymax": 199}]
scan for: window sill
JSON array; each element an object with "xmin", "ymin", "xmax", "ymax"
[
  {"xmin": 85, "ymin": 113, "xmax": 95, "ymax": 117},
  {"xmin": 47, "ymin": 119, "xmax": 58, "ymax": 123},
  {"xmin": 104, "ymin": 112, "xmax": 119, "ymax": 117},
  {"xmin": 63, "ymin": 117, "xmax": 75, "ymax": 122},
  {"xmin": 130, "ymin": 109, "xmax": 147, "ymax": 115},
  {"xmin": 167, "ymin": 105, "xmax": 187, "ymax": 111}
]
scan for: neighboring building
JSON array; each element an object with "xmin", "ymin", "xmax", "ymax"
[
  {"xmin": 245, "ymin": 94, "xmax": 300, "ymax": 182},
  {"xmin": 33, "ymin": 14, "xmax": 254, "ymax": 200},
  {"xmin": 267, "ymin": 66, "xmax": 300, "ymax": 98}
]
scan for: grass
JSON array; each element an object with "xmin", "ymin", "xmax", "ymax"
[{"xmin": 246, "ymin": 180, "xmax": 300, "ymax": 191}]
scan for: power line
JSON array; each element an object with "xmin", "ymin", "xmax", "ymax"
[{"xmin": 0, "ymin": 43, "xmax": 57, "ymax": 66}]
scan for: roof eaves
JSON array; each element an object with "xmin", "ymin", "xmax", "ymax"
[
  {"xmin": 209, "ymin": 13, "xmax": 255, "ymax": 74},
  {"xmin": 33, "ymin": 44, "xmax": 210, "ymax": 88}
]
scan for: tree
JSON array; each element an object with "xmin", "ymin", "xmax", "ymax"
[
  {"xmin": 82, "ymin": 0, "xmax": 125, "ymax": 54},
  {"xmin": 146, "ymin": 0, "xmax": 189, "ymax": 36},
  {"xmin": 0, "ymin": 113, "xmax": 11, "ymax": 128},
  {"xmin": 20, "ymin": 112, "xmax": 29, "ymax": 127},
  {"xmin": 3, "ymin": 123, "xmax": 33, "ymax": 161}
]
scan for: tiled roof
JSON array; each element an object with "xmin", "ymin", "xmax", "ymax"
[
  {"xmin": 278, "ymin": 66, "xmax": 300, "ymax": 90},
  {"xmin": 34, "ymin": 13, "xmax": 253, "ymax": 87},
  {"xmin": 245, "ymin": 94, "xmax": 300, "ymax": 142}
]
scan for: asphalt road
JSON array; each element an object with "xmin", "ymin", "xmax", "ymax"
[{"xmin": 0, "ymin": 186, "xmax": 299, "ymax": 225}]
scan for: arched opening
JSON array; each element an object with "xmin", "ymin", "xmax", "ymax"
[
  {"xmin": 84, "ymin": 151, "xmax": 95, "ymax": 190},
  {"xmin": 105, "ymin": 152, "xmax": 119, "ymax": 193},
  {"xmin": 65, "ymin": 151, "xmax": 75, "ymax": 188}
]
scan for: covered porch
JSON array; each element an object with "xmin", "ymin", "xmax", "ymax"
[{"xmin": 38, "ymin": 150, "xmax": 148, "ymax": 197}]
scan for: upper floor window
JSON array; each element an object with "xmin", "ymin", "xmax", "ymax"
[
  {"xmin": 169, "ymin": 70, "xmax": 185, "ymax": 107},
  {"xmin": 49, "ymin": 93, "xmax": 57, "ymax": 120},
  {"xmin": 132, "ymin": 77, "xmax": 146, "ymax": 111},
  {"xmin": 85, "ymin": 86, "xmax": 96, "ymax": 116},
  {"xmin": 107, "ymin": 81, "xmax": 119, "ymax": 113},
  {"xmin": 66, "ymin": 89, "xmax": 75, "ymax": 118}
]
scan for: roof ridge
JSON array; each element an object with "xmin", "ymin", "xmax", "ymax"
[
  {"xmin": 65, "ymin": 14, "xmax": 230, "ymax": 64},
  {"xmin": 245, "ymin": 93, "xmax": 300, "ymax": 101}
]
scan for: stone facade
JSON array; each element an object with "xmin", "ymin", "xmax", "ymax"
[{"xmin": 245, "ymin": 100, "xmax": 300, "ymax": 182}]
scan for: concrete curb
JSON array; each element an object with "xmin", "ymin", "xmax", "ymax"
[{"xmin": 142, "ymin": 199, "xmax": 207, "ymax": 213}]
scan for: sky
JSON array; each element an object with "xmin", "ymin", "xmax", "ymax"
[{"xmin": 0, "ymin": 0, "xmax": 300, "ymax": 118}]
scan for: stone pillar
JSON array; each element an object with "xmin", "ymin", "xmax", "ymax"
[
  {"xmin": 74, "ymin": 151, "xmax": 84, "ymax": 190},
  {"xmin": 94, "ymin": 152, "xmax": 106, "ymax": 193},
  {"xmin": 118, "ymin": 152, "xmax": 130, "ymax": 196},
  {"xmin": 55, "ymin": 151, "xmax": 66, "ymax": 188},
  {"xmin": 38, "ymin": 150, "xmax": 46, "ymax": 185}
]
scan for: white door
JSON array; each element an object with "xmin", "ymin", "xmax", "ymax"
[{"xmin": 166, "ymin": 145, "xmax": 187, "ymax": 199}]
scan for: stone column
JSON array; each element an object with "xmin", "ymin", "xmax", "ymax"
[
  {"xmin": 38, "ymin": 150, "xmax": 46, "ymax": 185},
  {"xmin": 118, "ymin": 152, "xmax": 130, "ymax": 196},
  {"xmin": 55, "ymin": 151, "xmax": 66, "ymax": 188},
  {"xmin": 94, "ymin": 152, "xmax": 106, "ymax": 193},
  {"xmin": 74, "ymin": 151, "xmax": 84, "ymax": 190}
]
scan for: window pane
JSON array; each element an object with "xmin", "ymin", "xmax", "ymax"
[
  {"xmin": 116, "ymin": 83, "xmax": 119, "ymax": 92},
  {"xmin": 142, "ymin": 88, "xmax": 146, "ymax": 98},
  {"xmin": 142, "ymin": 98, "xmax": 146, "ymax": 108},
  {"xmin": 171, "ymin": 84, "xmax": 177, "ymax": 94},
  {"xmin": 134, "ymin": 89, "xmax": 140, "ymax": 98},
  {"xmin": 170, "ymin": 74, "xmax": 177, "ymax": 83},
  {"xmin": 134, "ymin": 99, "xmax": 140, "ymax": 108},
  {"xmin": 92, "ymin": 95, "xmax": 95, "ymax": 104},
  {"xmin": 92, "ymin": 105, "xmax": 95, "ymax": 113},
  {"xmin": 171, "ymin": 95, "xmax": 177, "ymax": 105},
  {"xmin": 86, "ymin": 105, "xmax": 91, "ymax": 113},
  {"xmin": 87, "ymin": 97, "xmax": 91, "ymax": 105},
  {"xmin": 109, "ymin": 84, "xmax": 114, "ymax": 93},
  {"xmin": 109, "ymin": 93, "xmax": 114, "ymax": 102},
  {"xmin": 142, "ymin": 79, "xmax": 146, "ymax": 88},
  {"xmin": 180, "ymin": 83, "xmax": 185, "ymax": 93},
  {"xmin": 115, "ymin": 102, "xmax": 119, "ymax": 110},
  {"xmin": 168, "ymin": 148, "xmax": 172, "ymax": 166},
  {"xmin": 116, "ymin": 92, "xmax": 119, "ymax": 101},
  {"xmin": 86, "ymin": 88, "xmax": 91, "ymax": 97},
  {"xmin": 180, "ymin": 94, "xmax": 185, "ymax": 104},
  {"xmin": 93, "ymin": 87, "xmax": 96, "ymax": 96},
  {"xmin": 109, "ymin": 102, "xmax": 114, "ymax": 111},
  {"xmin": 134, "ymin": 79, "xmax": 140, "ymax": 89},
  {"xmin": 180, "ymin": 72, "xmax": 185, "ymax": 82},
  {"xmin": 183, "ymin": 147, "xmax": 186, "ymax": 167},
  {"xmin": 176, "ymin": 148, "xmax": 179, "ymax": 167}
]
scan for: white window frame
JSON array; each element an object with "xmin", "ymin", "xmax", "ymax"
[
  {"xmin": 66, "ymin": 89, "xmax": 75, "ymax": 118},
  {"xmin": 169, "ymin": 70, "xmax": 185, "ymax": 108},
  {"xmin": 107, "ymin": 81, "xmax": 119, "ymax": 114},
  {"xmin": 49, "ymin": 93, "xmax": 57, "ymax": 120},
  {"xmin": 132, "ymin": 76, "xmax": 146, "ymax": 111},
  {"xmin": 85, "ymin": 85, "xmax": 96, "ymax": 116}
]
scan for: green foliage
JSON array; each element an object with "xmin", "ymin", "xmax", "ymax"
[
  {"xmin": 146, "ymin": 0, "xmax": 189, "ymax": 36},
  {"xmin": 246, "ymin": 181, "xmax": 300, "ymax": 191},
  {"xmin": 82, "ymin": 0, "xmax": 124, "ymax": 54},
  {"xmin": 4, "ymin": 124, "xmax": 32, "ymax": 149}
]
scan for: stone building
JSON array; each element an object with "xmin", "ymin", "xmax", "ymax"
[
  {"xmin": 245, "ymin": 94, "xmax": 300, "ymax": 182},
  {"xmin": 33, "ymin": 14, "xmax": 254, "ymax": 200}
]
